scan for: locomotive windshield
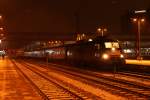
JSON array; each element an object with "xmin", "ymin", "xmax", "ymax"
[{"xmin": 104, "ymin": 42, "xmax": 119, "ymax": 48}]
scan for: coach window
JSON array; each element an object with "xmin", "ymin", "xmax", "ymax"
[{"xmin": 105, "ymin": 42, "xmax": 119, "ymax": 48}]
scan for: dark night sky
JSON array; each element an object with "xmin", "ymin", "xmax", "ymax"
[{"xmin": 0, "ymin": 0, "xmax": 150, "ymax": 48}]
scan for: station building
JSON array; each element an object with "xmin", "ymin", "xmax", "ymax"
[{"xmin": 119, "ymin": 9, "xmax": 150, "ymax": 59}]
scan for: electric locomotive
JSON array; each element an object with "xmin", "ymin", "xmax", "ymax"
[
  {"xmin": 44, "ymin": 36, "xmax": 125, "ymax": 67},
  {"xmin": 66, "ymin": 36, "xmax": 125, "ymax": 66},
  {"xmin": 23, "ymin": 36, "xmax": 125, "ymax": 69}
]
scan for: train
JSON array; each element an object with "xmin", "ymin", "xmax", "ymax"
[{"xmin": 19, "ymin": 36, "xmax": 126, "ymax": 69}]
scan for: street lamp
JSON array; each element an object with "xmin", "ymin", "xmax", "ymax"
[
  {"xmin": 132, "ymin": 18, "xmax": 145, "ymax": 60},
  {"xmin": 97, "ymin": 28, "xmax": 107, "ymax": 36}
]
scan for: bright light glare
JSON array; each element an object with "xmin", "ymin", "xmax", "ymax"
[
  {"xmin": 67, "ymin": 51, "xmax": 72, "ymax": 56},
  {"xmin": 141, "ymin": 19, "xmax": 145, "ymax": 22},
  {"xmin": 105, "ymin": 42, "xmax": 119, "ymax": 48},
  {"xmin": 0, "ymin": 27, "xmax": 3, "ymax": 30},
  {"xmin": 0, "ymin": 40, "xmax": 1, "ymax": 44},
  {"xmin": 120, "ymin": 54, "xmax": 124, "ymax": 58},
  {"xmin": 123, "ymin": 49, "xmax": 132, "ymax": 53},
  {"xmin": 111, "ymin": 47, "xmax": 116, "ymax": 51},
  {"xmin": 45, "ymin": 50, "xmax": 54, "ymax": 54},
  {"xmin": 133, "ymin": 18, "xmax": 137, "ymax": 22},
  {"xmin": 135, "ymin": 10, "xmax": 146, "ymax": 14},
  {"xmin": 88, "ymin": 38, "xmax": 93, "ymax": 42},
  {"xmin": 102, "ymin": 54, "xmax": 109, "ymax": 60},
  {"xmin": 97, "ymin": 28, "xmax": 101, "ymax": 31},
  {"xmin": 0, "ymin": 15, "xmax": 2, "ymax": 19}
]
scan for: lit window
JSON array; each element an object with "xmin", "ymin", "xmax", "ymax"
[{"xmin": 105, "ymin": 42, "xmax": 119, "ymax": 48}]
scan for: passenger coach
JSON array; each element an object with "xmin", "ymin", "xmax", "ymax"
[{"xmin": 23, "ymin": 36, "xmax": 125, "ymax": 69}]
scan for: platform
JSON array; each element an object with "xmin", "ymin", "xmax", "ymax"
[
  {"xmin": 126, "ymin": 59, "xmax": 150, "ymax": 66},
  {"xmin": 0, "ymin": 57, "xmax": 41, "ymax": 100}
]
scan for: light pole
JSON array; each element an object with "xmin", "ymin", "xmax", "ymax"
[
  {"xmin": 132, "ymin": 18, "xmax": 145, "ymax": 60},
  {"xmin": 97, "ymin": 28, "xmax": 107, "ymax": 36}
]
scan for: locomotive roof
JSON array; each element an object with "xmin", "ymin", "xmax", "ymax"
[
  {"xmin": 46, "ymin": 36, "xmax": 118, "ymax": 49},
  {"xmin": 47, "ymin": 36, "xmax": 115, "ymax": 44},
  {"xmin": 92, "ymin": 36, "xmax": 118, "ymax": 42},
  {"xmin": 26, "ymin": 36, "xmax": 119, "ymax": 51}
]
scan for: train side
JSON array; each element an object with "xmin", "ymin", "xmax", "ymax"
[
  {"xmin": 65, "ymin": 39, "xmax": 125, "ymax": 66},
  {"xmin": 21, "ymin": 37, "xmax": 125, "ymax": 69},
  {"xmin": 45, "ymin": 47, "xmax": 66, "ymax": 60}
]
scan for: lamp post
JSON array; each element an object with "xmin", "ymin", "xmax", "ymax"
[
  {"xmin": 97, "ymin": 28, "xmax": 107, "ymax": 36},
  {"xmin": 132, "ymin": 18, "xmax": 145, "ymax": 60}
]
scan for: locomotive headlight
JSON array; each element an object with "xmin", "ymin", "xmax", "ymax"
[
  {"xmin": 111, "ymin": 47, "xmax": 116, "ymax": 51},
  {"xmin": 120, "ymin": 54, "xmax": 124, "ymax": 58},
  {"xmin": 102, "ymin": 53, "xmax": 109, "ymax": 60}
]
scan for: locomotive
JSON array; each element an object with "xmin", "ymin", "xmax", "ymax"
[{"xmin": 23, "ymin": 36, "xmax": 125, "ymax": 69}]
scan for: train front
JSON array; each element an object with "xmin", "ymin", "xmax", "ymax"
[{"xmin": 100, "ymin": 41, "xmax": 125, "ymax": 65}]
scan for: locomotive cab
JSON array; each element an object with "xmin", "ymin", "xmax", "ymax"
[{"xmin": 100, "ymin": 40, "xmax": 125, "ymax": 64}]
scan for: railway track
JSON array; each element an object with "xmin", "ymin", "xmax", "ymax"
[
  {"xmin": 27, "ymin": 60, "xmax": 150, "ymax": 87},
  {"xmin": 22, "ymin": 60, "xmax": 150, "ymax": 99},
  {"xmin": 26, "ymin": 59, "xmax": 150, "ymax": 80},
  {"xmin": 12, "ymin": 60, "xmax": 100, "ymax": 100},
  {"xmin": 117, "ymin": 71, "xmax": 150, "ymax": 80}
]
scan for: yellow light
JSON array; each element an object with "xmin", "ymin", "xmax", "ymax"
[
  {"xmin": 97, "ymin": 28, "xmax": 101, "ymax": 31},
  {"xmin": 102, "ymin": 54, "xmax": 109, "ymax": 60},
  {"xmin": 141, "ymin": 18, "xmax": 145, "ymax": 22},
  {"xmin": 111, "ymin": 47, "xmax": 116, "ymax": 51},
  {"xmin": 0, "ymin": 27, "xmax": 3, "ymax": 31},
  {"xmin": 0, "ymin": 40, "xmax": 1, "ymax": 44},
  {"xmin": 135, "ymin": 10, "xmax": 146, "ymax": 14},
  {"xmin": 133, "ymin": 18, "xmax": 137, "ymax": 22},
  {"xmin": 0, "ymin": 15, "xmax": 2, "ymax": 19},
  {"xmin": 120, "ymin": 54, "xmax": 124, "ymax": 58},
  {"xmin": 88, "ymin": 38, "xmax": 93, "ymax": 42}
]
